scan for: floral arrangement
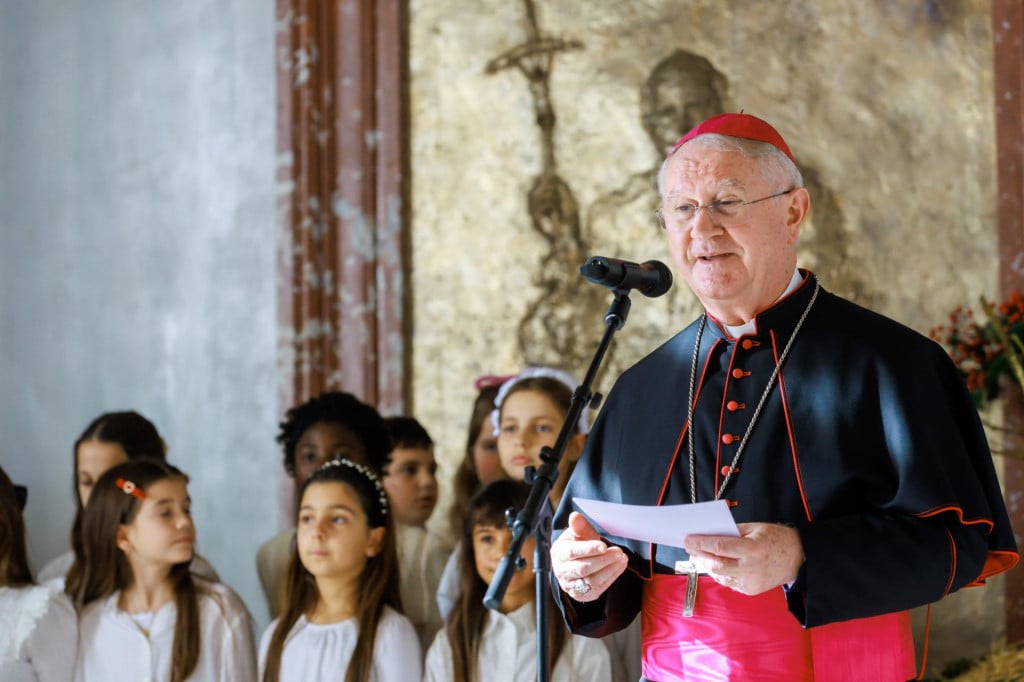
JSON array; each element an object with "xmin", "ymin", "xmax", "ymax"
[{"xmin": 929, "ymin": 290, "xmax": 1024, "ymax": 408}]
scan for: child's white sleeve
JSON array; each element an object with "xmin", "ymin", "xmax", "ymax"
[
  {"xmin": 25, "ymin": 589, "xmax": 78, "ymax": 682},
  {"xmin": 374, "ymin": 610, "xmax": 422, "ymax": 681},
  {"xmin": 422, "ymin": 628, "xmax": 453, "ymax": 682},
  {"xmin": 256, "ymin": 618, "xmax": 281, "ymax": 680},
  {"xmin": 214, "ymin": 585, "xmax": 259, "ymax": 682},
  {"xmin": 435, "ymin": 544, "xmax": 461, "ymax": 621},
  {"xmin": 564, "ymin": 633, "xmax": 613, "ymax": 682}
]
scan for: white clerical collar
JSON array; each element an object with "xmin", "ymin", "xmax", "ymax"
[{"xmin": 723, "ymin": 268, "xmax": 803, "ymax": 338}]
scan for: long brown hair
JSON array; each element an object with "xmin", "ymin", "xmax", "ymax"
[
  {"xmin": 262, "ymin": 459, "xmax": 402, "ymax": 682},
  {"xmin": 0, "ymin": 466, "xmax": 33, "ymax": 587},
  {"xmin": 65, "ymin": 459, "xmax": 200, "ymax": 682},
  {"xmin": 68, "ymin": 411, "xmax": 166, "ymax": 580},
  {"xmin": 446, "ymin": 479, "xmax": 567, "ymax": 682},
  {"xmin": 448, "ymin": 383, "xmax": 502, "ymax": 535}
]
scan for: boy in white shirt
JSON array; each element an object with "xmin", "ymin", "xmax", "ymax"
[{"xmin": 381, "ymin": 416, "xmax": 451, "ymax": 653}]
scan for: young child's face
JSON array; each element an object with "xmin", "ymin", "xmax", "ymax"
[
  {"xmin": 297, "ymin": 481, "xmax": 384, "ymax": 583},
  {"xmin": 472, "ymin": 522, "xmax": 536, "ymax": 613},
  {"xmin": 498, "ymin": 389, "xmax": 579, "ymax": 481},
  {"xmin": 117, "ymin": 477, "xmax": 194, "ymax": 569},
  {"xmin": 294, "ymin": 422, "xmax": 368, "ymax": 489},
  {"xmin": 381, "ymin": 446, "xmax": 438, "ymax": 527},
  {"xmin": 77, "ymin": 441, "xmax": 129, "ymax": 507},
  {"xmin": 471, "ymin": 428, "xmax": 502, "ymax": 486}
]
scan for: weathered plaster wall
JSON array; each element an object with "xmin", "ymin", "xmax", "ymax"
[
  {"xmin": 411, "ymin": 0, "xmax": 1000, "ymax": 672},
  {"xmin": 0, "ymin": 0, "xmax": 278, "ymax": 631}
]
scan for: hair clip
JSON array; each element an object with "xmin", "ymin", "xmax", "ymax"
[
  {"xmin": 319, "ymin": 458, "xmax": 389, "ymax": 517},
  {"xmin": 474, "ymin": 374, "xmax": 516, "ymax": 391},
  {"xmin": 116, "ymin": 478, "xmax": 147, "ymax": 501}
]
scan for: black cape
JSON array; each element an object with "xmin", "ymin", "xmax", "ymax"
[{"xmin": 554, "ymin": 271, "xmax": 1018, "ymax": 633}]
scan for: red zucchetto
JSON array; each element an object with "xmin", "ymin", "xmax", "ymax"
[{"xmin": 670, "ymin": 112, "xmax": 796, "ymax": 164}]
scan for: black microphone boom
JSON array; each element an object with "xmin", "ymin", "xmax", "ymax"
[{"xmin": 579, "ymin": 256, "xmax": 673, "ymax": 298}]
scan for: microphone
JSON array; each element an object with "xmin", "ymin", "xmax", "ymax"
[{"xmin": 579, "ymin": 256, "xmax": 673, "ymax": 298}]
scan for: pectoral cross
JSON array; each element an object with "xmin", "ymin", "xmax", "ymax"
[{"xmin": 675, "ymin": 560, "xmax": 699, "ymax": 617}]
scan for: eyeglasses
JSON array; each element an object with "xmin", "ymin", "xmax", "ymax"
[{"xmin": 657, "ymin": 188, "xmax": 797, "ymax": 230}]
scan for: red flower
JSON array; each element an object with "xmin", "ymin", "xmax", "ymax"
[{"xmin": 931, "ymin": 292, "xmax": 1024, "ymax": 407}]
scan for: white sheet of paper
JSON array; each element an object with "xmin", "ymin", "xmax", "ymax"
[{"xmin": 573, "ymin": 497, "xmax": 740, "ymax": 549}]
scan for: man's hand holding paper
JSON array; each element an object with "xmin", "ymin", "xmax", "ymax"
[
  {"xmin": 552, "ymin": 498, "xmax": 803, "ymax": 598},
  {"xmin": 684, "ymin": 522, "xmax": 805, "ymax": 595}
]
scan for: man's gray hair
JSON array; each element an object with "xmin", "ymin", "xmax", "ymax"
[{"xmin": 657, "ymin": 134, "xmax": 803, "ymax": 198}]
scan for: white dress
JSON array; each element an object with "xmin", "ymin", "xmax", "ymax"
[
  {"xmin": 436, "ymin": 543, "xmax": 639, "ymax": 682},
  {"xmin": 255, "ymin": 528, "xmax": 294, "ymax": 618},
  {"xmin": 258, "ymin": 606, "xmax": 421, "ymax": 682},
  {"xmin": 435, "ymin": 543, "xmax": 461, "ymax": 622},
  {"xmin": 423, "ymin": 601, "xmax": 611, "ymax": 682},
  {"xmin": 395, "ymin": 523, "xmax": 450, "ymax": 653},
  {"xmin": 0, "ymin": 584, "xmax": 77, "ymax": 682},
  {"xmin": 74, "ymin": 579, "xmax": 256, "ymax": 682},
  {"xmin": 37, "ymin": 549, "xmax": 220, "ymax": 586}
]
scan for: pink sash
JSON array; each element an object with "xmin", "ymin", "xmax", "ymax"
[{"xmin": 641, "ymin": 574, "xmax": 916, "ymax": 681}]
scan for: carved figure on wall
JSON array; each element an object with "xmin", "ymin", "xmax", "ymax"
[
  {"xmin": 488, "ymin": 0, "xmax": 609, "ymax": 374},
  {"xmin": 587, "ymin": 50, "xmax": 729, "ymax": 382},
  {"xmin": 642, "ymin": 50, "xmax": 730, "ymax": 157}
]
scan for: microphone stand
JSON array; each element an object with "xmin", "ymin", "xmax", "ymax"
[{"xmin": 483, "ymin": 286, "xmax": 633, "ymax": 682}]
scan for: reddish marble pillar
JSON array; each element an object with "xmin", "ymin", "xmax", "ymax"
[
  {"xmin": 275, "ymin": 0, "xmax": 408, "ymax": 419},
  {"xmin": 993, "ymin": 0, "xmax": 1024, "ymax": 643}
]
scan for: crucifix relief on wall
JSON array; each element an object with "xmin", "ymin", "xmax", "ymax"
[{"xmin": 487, "ymin": 0, "xmax": 609, "ymax": 375}]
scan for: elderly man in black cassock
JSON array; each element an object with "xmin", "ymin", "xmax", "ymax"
[{"xmin": 550, "ymin": 112, "xmax": 1018, "ymax": 682}]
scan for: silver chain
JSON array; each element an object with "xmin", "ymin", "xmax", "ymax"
[{"xmin": 685, "ymin": 280, "xmax": 820, "ymax": 503}]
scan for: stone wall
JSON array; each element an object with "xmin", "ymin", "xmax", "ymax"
[{"xmin": 411, "ymin": 0, "xmax": 1000, "ymax": 672}]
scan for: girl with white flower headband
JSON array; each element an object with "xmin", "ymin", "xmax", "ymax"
[
  {"xmin": 490, "ymin": 366, "xmax": 590, "ymax": 507},
  {"xmin": 258, "ymin": 458, "xmax": 421, "ymax": 682},
  {"xmin": 435, "ymin": 367, "xmax": 590, "ymax": 618},
  {"xmin": 436, "ymin": 367, "xmax": 642, "ymax": 682}
]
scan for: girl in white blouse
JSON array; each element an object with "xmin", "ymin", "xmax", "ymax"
[
  {"xmin": 38, "ymin": 411, "xmax": 219, "ymax": 586},
  {"xmin": 258, "ymin": 459, "xmax": 421, "ymax": 682},
  {"xmin": 66, "ymin": 459, "xmax": 256, "ymax": 682},
  {"xmin": 0, "ymin": 466, "xmax": 77, "ymax": 682},
  {"xmin": 424, "ymin": 479, "xmax": 611, "ymax": 682}
]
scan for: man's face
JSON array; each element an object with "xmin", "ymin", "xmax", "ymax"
[{"xmin": 659, "ymin": 140, "xmax": 805, "ymax": 324}]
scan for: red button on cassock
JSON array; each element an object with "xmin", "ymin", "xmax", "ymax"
[
  {"xmin": 726, "ymin": 400, "xmax": 745, "ymax": 411},
  {"xmin": 721, "ymin": 434, "xmax": 736, "ymax": 445},
  {"xmin": 741, "ymin": 339, "xmax": 758, "ymax": 350},
  {"xmin": 731, "ymin": 368, "xmax": 750, "ymax": 379}
]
